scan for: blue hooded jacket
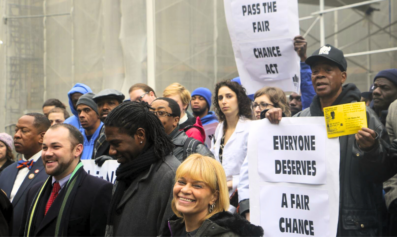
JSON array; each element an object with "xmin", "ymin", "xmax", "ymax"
[
  {"xmin": 200, "ymin": 111, "xmax": 218, "ymax": 125},
  {"xmin": 63, "ymin": 83, "xmax": 93, "ymax": 132}
]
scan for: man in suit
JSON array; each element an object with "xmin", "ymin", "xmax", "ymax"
[
  {"xmin": 21, "ymin": 123, "xmax": 112, "ymax": 236},
  {"xmin": 0, "ymin": 113, "xmax": 50, "ymax": 236}
]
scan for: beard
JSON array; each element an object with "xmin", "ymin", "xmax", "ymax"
[{"xmin": 192, "ymin": 107, "xmax": 207, "ymax": 117}]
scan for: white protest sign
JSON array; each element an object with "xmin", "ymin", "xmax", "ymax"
[
  {"xmin": 203, "ymin": 122, "xmax": 219, "ymax": 148},
  {"xmin": 224, "ymin": 0, "xmax": 300, "ymax": 94},
  {"xmin": 248, "ymin": 118, "xmax": 340, "ymax": 237},
  {"xmin": 82, "ymin": 160, "xmax": 119, "ymax": 183}
]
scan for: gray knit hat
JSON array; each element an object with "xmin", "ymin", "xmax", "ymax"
[
  {"xmin": 93, "ymin": 89, "xmax": 125, "ymax": 103},
  {"xmin": 0, "ymin": 133, "xmax": 13, "ymax": 150},
  {"xmin": 76, "ymin": 93, "xmax": 99, "ymax": 114}
]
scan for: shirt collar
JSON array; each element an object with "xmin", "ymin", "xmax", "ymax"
[
  {"xmin": 52, "ymin": 173, "xmax": 72, "ymax": 189},
  {"xmin": 22, "ymin": 150, "xmax": 42, "ymax": 162}
]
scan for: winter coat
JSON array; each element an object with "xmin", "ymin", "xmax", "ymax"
[
  {"xmin": 295, "ymin": 83, "xmax": 394, "ymax": 236},
  {"xmin": 181, "ymin": 116, "xmax": 206, "ymax": 143},
  {"xmin": 63, "ymin": 83, "xmax": 92, "ymax": 133},
  {"xmin": 171, "ymin": 129, "xmax": 214, "ymax": 162},
  {"xmin": 162, "ymin": 211, "xmax": 263, "ymax": 237},
  {"xmin": 300, "ymin": 62, "xmax": 316, "ymax": 110},
  {"xmin": 386, "ymin": 99, "xmax": 397, "ymax": 142},
  {"xmin": 200, "ymin": 111, "xmax": 219, "ymax": 125},
  {"xmin": 105, "ymin": 154, "xmax": 180, "ymax": 237}
]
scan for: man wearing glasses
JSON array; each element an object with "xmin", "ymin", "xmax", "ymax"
[{"xmin": 129, "ymin": 83, "xmax": 157, "ymax": 104}]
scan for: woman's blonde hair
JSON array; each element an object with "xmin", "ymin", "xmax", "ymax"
[
  {"xmin": 171, "ymin": 154, "xmax": 229, "ymax": 219},
  {"xmin": 254, "ymin": 87, "xmax": 291, "ymax": 117},
  {"xmin": 163, "ymin": 83, "xmax": 191, "ymax": 108}
]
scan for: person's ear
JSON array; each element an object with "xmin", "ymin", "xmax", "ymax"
[
  {"xmin": 173, "ymin": 116, "xmax": 180, "ymax": 128},
  {"xmin": 38, "ymin": 132, "xmax": 45, "ymax": 144},
  {"xmin": 74, "ymin": 144, "xmax": 84, "ymax": 158},
  {"xmin": 341, "ymin": 71, "xmax": 347, "ymax": 84},
  {"xmin": 135, "ymin": 128, "xmax": 146, "ymax": 144},
  {"xmin": 149, "ymin": 91, "xmax": 155, "ymax": 97},
  {"xmin": 210, "ymin": 191, "xmax": 219, "ymax": 205}
]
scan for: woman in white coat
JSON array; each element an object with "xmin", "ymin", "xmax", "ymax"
[{"xmin": 211, "ymin": 80, "xmax": 253, "ymax": 212}]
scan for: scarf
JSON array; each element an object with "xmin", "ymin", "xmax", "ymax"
[
  {"xmin": 310, "ymin": 83, "xmax": 361, "ymax": 116},
  {"xmin": 107, "ymin": 147, "xmax": 159, "ymax": 225},
  {"xmin": 24, "ymin": 162, "xmax": 85, "ymax": 237}
]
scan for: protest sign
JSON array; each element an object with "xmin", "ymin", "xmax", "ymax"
[
  {"xmin": 203, "ymin": 122, "xmax": 219, "ymax": 148},
  {"xmin": 323, "ymin": 102, "xmax": 367, "ymax": 138},
  {"xmin": 224, "ymin": 0, "xmax": 300, "ymax": 94},
  {"xmin": 82, "ymin": 160, "xmax": 119, "ymax": 183},
  {"xmin": 248, "ymin": 118, "xmax": 340, "ymax": 237}
]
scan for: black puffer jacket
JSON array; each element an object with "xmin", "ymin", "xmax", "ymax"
[
  {"xmin": 170, "ymin": 127, "xmax": 213, "ymax": 162},
  {"xmin": 296, "ymin": 84, "xmax": 394, "ymax": 236},
  {"xmin": 162, "ymin": 211, "xmax": 263, "ymax": 237}
]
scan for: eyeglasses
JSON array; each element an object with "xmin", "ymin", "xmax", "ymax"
[
  {"xmin": 289, "ymin": 96, "xmax": 301, "ymax": 102},
  {"xmin": 137, "ymin": 92, "xmax": 148, "ymax": 102},
  {"xmin": 253, "ymin": 102, "xmax": 274, "ymax": 110},
  {"xmin": 151, "ymin": 110, "xmax": 175, "ymax": 117}
]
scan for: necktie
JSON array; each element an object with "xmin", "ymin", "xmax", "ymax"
[
  {"xmin": 45, "ymin": 182, "xmax": 61, "ymax": 215},
  {"xmin": 17, "ymin": 160, "xmax": 34, "ymax": 170}
]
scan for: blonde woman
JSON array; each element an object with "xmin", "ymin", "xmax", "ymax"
[{"xmin": 162, "ymin": 154, "xmax": 263, "ymax": 236}]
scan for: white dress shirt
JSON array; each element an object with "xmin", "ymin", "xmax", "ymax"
[{"xmin": 10, "ymin": 151, "xmax": 42, "ymax": 202}]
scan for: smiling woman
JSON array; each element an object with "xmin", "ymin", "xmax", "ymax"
[{"xmin": 161, "ymin": 154, "xmax": 263, "ymax": 237}]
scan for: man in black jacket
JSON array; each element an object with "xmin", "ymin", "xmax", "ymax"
[
  {"xmin": 21, "ymin": 124, "xmax": 112, "ymax": 236},
  {"xmin": 92, "ymin": 89, "xmax": 124, "ymax": 164},
  {"xmin": 266, "ymin": 44, "xmax": 394, "ymax": 236},
  {"xmin": 151, "ymin": 97, "xmax": 213, "ymax": 162}
]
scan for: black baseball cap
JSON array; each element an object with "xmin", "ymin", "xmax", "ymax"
[{"xmin": 305, "ymin": 44, "xmax": 347, "ymax": 72}]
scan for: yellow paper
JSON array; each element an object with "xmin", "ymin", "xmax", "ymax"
[{"xmin": 323, "ymin": 102, "xmax": 367, "ymax": 138}]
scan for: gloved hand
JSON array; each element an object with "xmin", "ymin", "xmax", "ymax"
[{"xmin": 94, "ymin": 155, "xmax": 114, "ymax": 167}]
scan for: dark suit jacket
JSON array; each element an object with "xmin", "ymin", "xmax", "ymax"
[
  {"xmin": 0, "ymin": 157, "xmax": 48, "ymax": 236},
  {"xmin": 22, "ymin": 169, "xmax": 112, "ymax": 236},
  {"xmin": 0, "ymin": 189, "xmax": 13, "ymax": 236}
]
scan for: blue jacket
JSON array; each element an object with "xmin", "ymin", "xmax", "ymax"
[
  {"xmin": 200, "ymin": 111, "xmax": 218, "ymax": 125},
  {"xmin": 81, "ymin": 123, "xmax": 103, "ymax": 160},
  {"xmin": 300, "ymin": 62, "xmax": 316, "ymax": 110},
  {"xmin": 64, "ymin": 83, "xmax": 92, "ymax": 132}
]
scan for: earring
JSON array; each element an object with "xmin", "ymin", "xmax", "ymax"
[
  {"xmin": 209, "ymin": 203, "xmax": 215, "ymax": 213},
  {"xmin": 140, "ymin": 141, "xmax": 143, "ymax": 144}
]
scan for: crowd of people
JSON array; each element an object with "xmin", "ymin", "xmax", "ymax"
[{"xmin": 0, "ymin": 35, "xmax": 396, "ymax": 237}]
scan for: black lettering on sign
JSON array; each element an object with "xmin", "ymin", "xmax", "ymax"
[
  {"xmin": 279, "ymin": 218, "xmax": 315, "ymax": 235},
  {"xmin": 265, "ymin": 64, "xmax": 278, "ymax": 74},
  {"xmin": 252, "ymin": 21, "xmax": 270, "ymax": 33},
  {"xmin": 242, "ymin": 3, "xmax": 261, "ymax": 16},
  {"xmin": 274, "ymin": 160, "xmax": 317, "ymax": 176},
  {"xmin": 253, "ymin": 46, "xmax": 282, "ymax": 58},
  {"xmin": 262, "ymin": 1, "xmax": 277, "ymax": 13},
  {"xmin": 273, "ymin": 135, "xmax": 316, "ymax": 150},
  {"xmin": 281, "ymin": 193, "xmax": 288, "ymax": 208}
]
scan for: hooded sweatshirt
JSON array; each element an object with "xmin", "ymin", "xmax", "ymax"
[
  {"xmin": 200, "ymin": 111, "xmax": 218, "ymax": 125},
  {"xmin": 63, "ymin": 83, "xmax": 93, "ymax": 132}
]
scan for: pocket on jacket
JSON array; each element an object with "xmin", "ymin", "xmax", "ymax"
[{"xmin": 341, "ymin": 209, "xmax": 380, "ymax": 236}]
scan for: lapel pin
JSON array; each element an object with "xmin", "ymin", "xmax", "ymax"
[
  {"xmin": 34, "ymin": 169, "xmax": 39, "ymax": 174},
  {"xmin": 28, "ymin": 174, "xmax": 35, "ymax": 179}
]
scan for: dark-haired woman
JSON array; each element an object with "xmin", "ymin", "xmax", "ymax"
[
  {"xmin": 0, "ymin": 133, "xmax": 14, "ymax": 174},
  {"xmin": 211, "ymin": 80, "xmax": 252, "ymax": 212},
  {"xmin": 104, "ymin": 101, "xmax": 180, "ymax": 237}
]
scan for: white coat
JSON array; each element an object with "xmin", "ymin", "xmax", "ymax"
[{"xmin": 211, "ymin": 117, "xmax": 252, "ymax": 196}]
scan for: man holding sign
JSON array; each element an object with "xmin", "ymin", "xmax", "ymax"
[{"xmin": 266, "ymin": 45, "xmax": 394, "ymax": 236}]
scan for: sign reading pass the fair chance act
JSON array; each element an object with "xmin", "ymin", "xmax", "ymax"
[
  {"xmin": 224, "ymin": 0, "xmax": 301, "ymax": 94},
  {"xmin": 248, "ymin": 118, "xmax": 340, "ymax": 237}
]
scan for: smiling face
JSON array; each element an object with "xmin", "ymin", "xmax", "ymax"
[
  {"xmin": 173, "ymin": 175, "xmax": 218, "ymax": 219},
  {"xmin": 150, "ymin": 100, "xmax": 179, "ymax": 135},
  {"xmin": 96, "ymin": 98, "xmax": 121, "ymax": 122},
  {"xmin": 310, "ymin": 58, "xmax": 346, "ymax": 100},
  {"xmin": 41, "ymin": 127, "xmax": 82, "ymax": 180},
  {"xmin": 105, "ymin": 126, "xmax": 144, "ymax": 164},
  {"xmin": 372, "ymin": 78, "xmax": 397, "ymax": 111},
  {"xmin": 14, "ymin": 115, "xmax": 44, "ymax": 157},
  {"xmin": 217, "ymin": 86, "xmax": 239, "ymax": 119}
]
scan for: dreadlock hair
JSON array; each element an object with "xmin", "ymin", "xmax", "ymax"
[{"xmin": 104, "ymin": 101, "xmax": 174, "ymax": 160}]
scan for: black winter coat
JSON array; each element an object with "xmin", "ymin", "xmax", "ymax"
[{"xmin": 162, "ymin": 211, "xmax": 263, "ymax": 237}]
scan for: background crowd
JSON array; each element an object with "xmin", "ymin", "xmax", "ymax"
[{"xmin": 0, "ymin": 35, "xmax": 396, "ymax": 237}]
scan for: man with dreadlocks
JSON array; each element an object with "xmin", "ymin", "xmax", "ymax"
[{"xmin": 104, "ymin": 101, "xmax": 180, "ymax": 236}]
